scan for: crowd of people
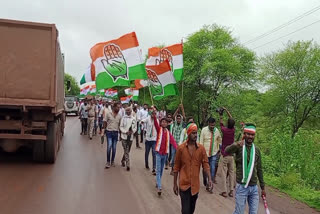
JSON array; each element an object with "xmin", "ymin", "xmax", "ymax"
[{"xmin": 78, "ymin": 98, "xmax": 266, "ymax": 214}]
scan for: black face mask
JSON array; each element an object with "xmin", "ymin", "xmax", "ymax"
[{"xmin": 84, "ymin": 103, "xmax": 87, "ymax": 106}]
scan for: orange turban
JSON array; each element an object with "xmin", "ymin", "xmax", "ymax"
[{"xmin": 187, "ymin": 123, "xmax": 198, "ymax": 136}]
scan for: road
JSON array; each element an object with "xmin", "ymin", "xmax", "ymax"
[{"xmin": 0, "ymin": 116, "xmax": 318, "ymax": 214}]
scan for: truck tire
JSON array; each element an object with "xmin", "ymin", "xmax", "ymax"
[
  {"xmin": 33, "ymin": 140, "xmax": 45, "ymax": 162},
  {"xmin": 45, "ymin": 121, "xmax": 58, "ymax": 163},
  {"xmin": 57, "ymin": 119, "xmax": 62, "ymax": 151}
]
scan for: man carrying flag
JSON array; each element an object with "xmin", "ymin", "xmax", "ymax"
[{"xmin": 225, "ymin": 123, "xmax": 266, "ymax": 214}]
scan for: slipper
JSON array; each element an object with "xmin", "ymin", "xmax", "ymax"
[{"xmin": 220, "ymin": 192, "xmax": 228, "ymax": 198}]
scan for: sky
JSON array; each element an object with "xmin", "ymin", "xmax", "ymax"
[{"xmin": 1, "ymin": 0, "xmax": 320, "ymax": 82}]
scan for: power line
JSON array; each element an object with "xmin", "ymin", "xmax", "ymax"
[
  {"xmin": 244, "ymin": 4, "xmax": 320, "ymax": 45},
  {"xmin": 252, "ymin": 19, "xmax": 320, "ymax": 50}
]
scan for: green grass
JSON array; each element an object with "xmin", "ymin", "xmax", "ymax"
[{"xmin": 265, "ymin": 174, "xmax": 320, "ymax": 211}]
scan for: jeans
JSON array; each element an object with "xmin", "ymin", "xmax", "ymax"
[
  {"xmin": 170, "ymin": 146, "xmax": 176, "ymax": 167},
  {"xmin": 180, "ymin": 188, "xmax": 198, "ymax": 214},
  {"xmin": 233, "ymin": 184, "xmax": 259, "ymax": 214},
  {"xmin": 155, "ymin": 152, "xmax": 167, "ymax": 189},
  {"xmin": 145, "ymin": 140, "xmax": 156, "ymax": 169},
  {"xmin": 203, "ymin": 154, "xmax": 217, "ymax": 186},
  {"xmin": 106, "ymin": 131, "xmax": 119, "ymax": 164}
]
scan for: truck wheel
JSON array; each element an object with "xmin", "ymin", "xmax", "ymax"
[
  {"xmin": 45, "ymin": 121, "xmax": 58, "ymax": 163},
  {"xmin": 57, "ymin": 119, "xmax": 62, "ymax": 151},
  {"xmin": 33, "ymin": 140, "xmax": 45, "ymax": 162}
]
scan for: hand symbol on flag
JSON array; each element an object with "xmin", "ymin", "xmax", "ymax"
[
  {"xmin": 101, "ymin": 44, "xmax": 128, "ymax": 82},
  {"xmin": 146, "ymin": 68, "xmax": 163, "ymax": 96},
  {"xmin": 156, "ymin": 49, "xmax": 173, "ymax": 72}
]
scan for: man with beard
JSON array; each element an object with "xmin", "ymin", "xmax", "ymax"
[
  {"xmin": 104, "ymin": 102, "xmax": 122, "ymax": 169},
  {"xmin": 119, "ymin": 107, "xmax": 137, "ymax": 171},
  {"xmin": 225, "ymin": 124, "xmax": 266, "ymax": 214},
  {"xmin": 169, "ymin": 114, "xmax": 184, "ymax": 175},
  {"xmin": 137, "ymin": 103, "xmax": 148, "ymax": 145},
  {"xmin": 173, "ymin": 123, "xmax": 212, "ymax": 214},
  {"xmin": 200, "ymin": 117, "xmax": 222, "ymax": 193}
]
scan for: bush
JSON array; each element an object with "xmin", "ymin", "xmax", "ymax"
[{"xmin": 279, "ymin": 172, "xmax": 301, "ymax": 190}]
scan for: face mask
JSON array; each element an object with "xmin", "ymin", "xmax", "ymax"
[{"xmin": 84, "ymin": 103, "xmax": 87, "ymax": 106}]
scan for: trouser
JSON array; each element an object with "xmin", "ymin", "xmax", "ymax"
[
  {"xmin": 145, "ymin": 140, "xmax": 156, "ymax": 169},
  {"xmin": 233, "ymin": 184, "xmax": 259, "ymax": 214},
  {"xmin": 81, "ymin": 118, "xmax": 88, "ymax": 134},
  {"xmin": 180, "ymin": 188, "xmax": 198, "ymax": 214},
  {"xmin": 98, "ymin": 116, "xmax": 103, "ymax": 131},
  {"xmin": 203, "ymin": 154, "xmax": 218, "ymax": 187},
  {"xmin": 121, "ymin": 139, "xmax": 133, "ymax": 167},
  {"xmin": 155, "ymin": 153, "xmax": 167, "ymax": 189},
  {"xmin": 106, "ymin": 131, "xmax": 119, "ymax": 164},
  {"xmin": 221, "ymin": 155, "xmax": 235, "ymax": 193},
  {"xmin": 170, "ymin": 145, "xmax": 176, "ymax": 168},
  {"xmin": 88, "ymin": 117, "xmax": 95, "ymax": 138}
]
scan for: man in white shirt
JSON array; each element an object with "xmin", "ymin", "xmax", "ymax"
[
  {"xmin": 200, "ymin": 117, "xmax": 222, "ymax": 193},
  {"xmin": 141, "ymin": 106, "xmax": 157, "ymax": 175},
  {"xmin": 137, "ymin": 103, "xmax": 149, "ymax": 144},
  {"xmin": 119, "ymin": 107, "xmax": 137, "ymax": 171}
]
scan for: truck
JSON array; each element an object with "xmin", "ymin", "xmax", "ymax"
[{"xmin": 0, "ymin": 19, "xmax": 65, "ymax": 163}]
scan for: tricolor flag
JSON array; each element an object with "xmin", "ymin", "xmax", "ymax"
[
  {"xmin": 124, "ymin": 88, "xmax": 133, "ymax": 95},
  {"xmin": 88, "ymin": 84, "xmax": 96, "ymax": 95},
  {"xmin": 120, "ymin": 95, "xmax": 132, "ymax": 104},
  {"xmin": 146, "ymin": 44, "xmax": 183, "ymax": 81},
  {"xmin": 80, "ymin": 63, "xmax": 96, "ymax": 85},
  {"xmin": 146, "ymin": 60, "xmax": 178, "ymax": 100},
  {"xmin": 132, "ymin": 88, "xmax": 139, "ymax": 101},
  {"xmin": 90, "ymin": 32, "xmax": 147, "ymax": 90},
  {"xmin": 80, "ymin": 85, "xmax": 90, "ymax": 97},
  {"xmin": 135, "ymin": 79, "xmax": 149, "ymax": 89},
  {"xmin": 105, "ymin": 89, "xmax": 118, "ymax": 98}
]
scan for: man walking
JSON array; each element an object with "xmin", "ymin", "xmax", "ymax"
[
  {"xmin": 79, "ymin": 99, "xmax": 88, "ymax": 135},
  {"xmin": 225, "ymin": 123, "xmax": 266, "ymax": 214},
  {"xmin": 119, "ymin": 107, "xmax": 137, "ymax": 171},
  {"xmin": 153, "ymin": 113, "xmax": 177, "ymax": 196},
  {"xmin": 170, "ymin": 114, "xmax": 184, "ymax": 175},
  {"xmin": 137, "ymin": 103, "xmax": 148, "ymax": 144},
  {"xmin": 219, "ymin": 107, "xmax": 236, "ymax": 198},
  {"xmin": 104, "ymin": 102, "xmax": 122, "ymax": 168},
  {"xmin": 141, "ymin": 106, "xmax": 157, "ymax": 175},
  {"xmin": 200, "ymin": 117, "xmax": 222, "ymax": 193},
  {"xmin": 87, "ymin": 99, "xmax": 96, "ymax": 140},
  {"xmin": 173, "ymin": 123, "xmax": 212, "ymax": 214}
]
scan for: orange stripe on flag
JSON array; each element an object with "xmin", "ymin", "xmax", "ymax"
[
  {"xmin": 148, "ymin": 47, "xmax": 160, "ymax": 57},
  {"xmin": 146, "ymin": 60, "xmax": 171, "ymax": 76},
  {"xmin": 135, "ymin": 80, "xmax": 144, "ymax": 89},
  {"xmin": 90, "ymin": 32, "xmax": 139, "ymax": 61},
  {"xmin": 163, "ymin": 44, "xmax": 183, "ymax": 56},
  {"xmin": 90, "ymin": 63, "xmax": 96, "ymax": 81}
]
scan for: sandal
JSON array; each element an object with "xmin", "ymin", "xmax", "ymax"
[{"xmin": 220, "ymin": 192, "xmax": 228, "ymax": 198}]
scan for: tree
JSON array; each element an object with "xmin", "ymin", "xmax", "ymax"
[
  {"xmin": 183, "ymin": 24, "xmax": 256, "ymax": 125},
  {"xmin": 64, "ymin": 73, "xmax": 80, "ymax": 96},
  {"xmin": 260, "ymin": 41, "xmax": 320, "ymax": 137}
]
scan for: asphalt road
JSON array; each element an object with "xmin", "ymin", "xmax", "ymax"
[{"xmin": 0, "ymin": 116, "xmax": 318, "ymax": 214}]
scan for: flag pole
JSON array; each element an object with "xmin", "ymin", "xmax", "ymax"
[
  {"xmin": 180, "ymin": 38, "xmax": 184, "ymax": 105},
  {"xmin": 148, "ymin": 86, "xmax": 154, "ymax": 106}
]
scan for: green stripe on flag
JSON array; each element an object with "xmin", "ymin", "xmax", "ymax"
[
  {"xmin": 96, "ymin": 72, "xmax": 130, "ymax": 90},
  {"xmin": 173, "ymin": 68, "xmax": 183, "ymax": 81},
  {"xmin": 80, "ymin": 75, "xmax": 86, "ymax": 85},
  {"xmin": 153, "ymin": 84, "xmax": 178, "ymax": 100},
  {"xmin": 128, "ymin": 64, "xmax": 147, "ymax": 80}
]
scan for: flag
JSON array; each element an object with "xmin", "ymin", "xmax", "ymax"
[
  {"xmin": 120, "ymin": 95, "xmax": 132, "ymax": 104},
  {"xmin": 80, "ymin": 85, "xmax": 90, "ymax": 97},
  {"xmin": 88, "ymin": 84, "xmax": 96, "ymax": 95},
  {"xmin": 146, "ymin": 44, "xmax": 183, "ymax": 81},
  {"xmin": 80, "ymin": 63, "xmax": 96, "ymax": 85},
  {"xmin": 135, "ymin": 79, "xmax": 149, "ymax": 89},
  {"xmin": 132, "ymin": 88, "xmax": 139, "ymax": 101},
  {"xmin": 90, "ymin": 32, "xmax": 147, "ymax": 90},
  {"xmin": 124, "ymin": 88, "xmax": 133, "ymax": 95},
  {"xmin": 105, "ymin": 89, "xmax": 118, "ymax": 98},
  {"xmin": 146, "ymin": 60, "xmax": 178, "ymax": 100}
]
